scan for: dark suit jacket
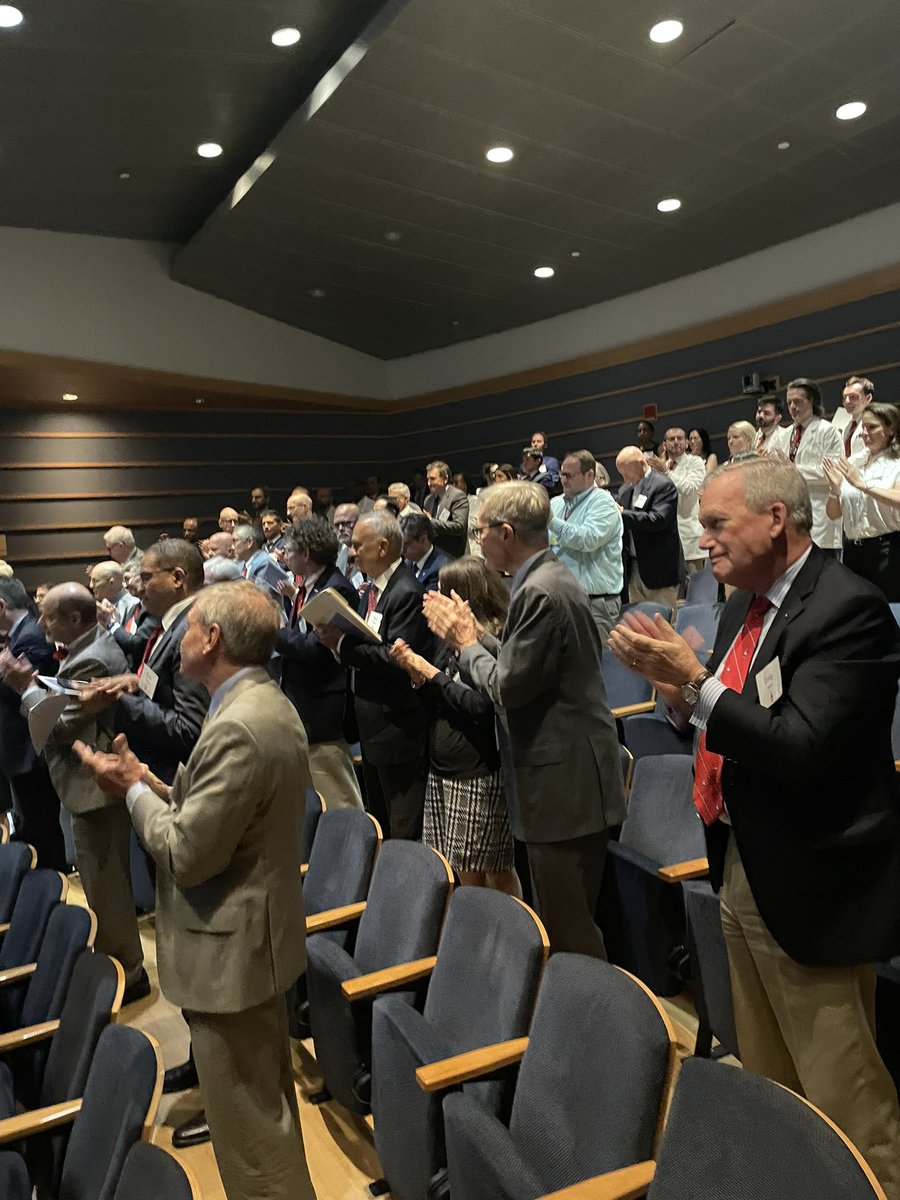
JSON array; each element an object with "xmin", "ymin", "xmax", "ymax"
[
  {"xmin": 705, "ymin": 547, "xmax": 900, "ymax": 966},
  {"xmin": 113, "ymin": 605, "xmax": 161, "ymax": 672},
  {"xmin": 618, "ymin": 470, "xmax": 681, "ymax": 588},
  {"xmin": 277, "ymin": 567, "xmax": 356, "ymax": 745},
  {"xmin": 424, "ymin": 486, "xmax": 468, "ymax": 558},
  {"xmin": 412, "ymin": 547, "xmax": 451, "ymax": 593},
  {"xmin": 114, "ymin": 604, "xmax": 210, "ymax": 784},
  {"xmin": 460, "ymin": 550, "xmax": 626, "ymax": 842},
  {"xmin": 338, "ymin": 562, "xmax": 433, "ymax": 766},
  {"xmin": 0, "ymin": 614, "xmax": 57, "ymax": 779}
]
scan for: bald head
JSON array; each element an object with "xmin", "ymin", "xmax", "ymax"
[
  {"xmin": 40, "ymin": 582, "xmax": 97, "ymax": 646},
  {"xmin": 616, "ymin": 446, "xmax": 650, "ymax": 486},
  {"xmin": 218, "ymin": 508, "xmax": 239, "ymax": 532},
  {"xmin": 90, "ymin": 560, "xmax": 125, "ymax": 603}
]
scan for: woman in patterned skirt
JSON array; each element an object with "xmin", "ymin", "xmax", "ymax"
[{"xmin": 390, "ymin": 557, "xmax": 520, "ymax": 895}]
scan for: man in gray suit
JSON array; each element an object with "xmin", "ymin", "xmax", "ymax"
[
  {"xmin": 422, "ymin": 459, "xmax": 469, "ymax": 558},
  {"xmin": 425, "ymin": 480, "xmax": 626, "ymax": 957},
  {"xmin": 5, "ymin": 583, "xmax": 148, "ymax": 1002},
  {"xmin": 75, "ymin": 581, "xmax": 316, "ymax": 1200}
]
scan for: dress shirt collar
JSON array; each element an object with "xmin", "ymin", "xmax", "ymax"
[
  {"xmin": 161, "ymin": 594, "xmax": 196, "ymax": 632},
  {"xmin": 414, "ymin": 550, "xmax": 432, "ymax": 573},
  {"xmin": 303, "ymin": 566, "xmax": 325, "ymax": 594},
  {"xmin": 564, "ymin": 485, "xmax": 594, "ymax": 516},
  {"xmin": 208, "ymin": 666, "xmax": 255, "ymax": 720},
  {"xmin": 764, "ymin": 544, "xmax": 812, "ymax": 611},
  {"xmin": 7, "ymin": 612, "xmax": 28, "ymax": 640},
  {"xmin": 510, "ymin": 548, "xmax": 548, "ymax": 596},
  {"xmin": 371, "ymin": 558, "xmax": 402, "ymax": 594}
]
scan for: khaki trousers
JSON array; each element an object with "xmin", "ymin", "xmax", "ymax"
[
  {"xmin": 308, "ymin": 741, "xmax": 363, "ymax": 811},
  {"xmin": 626, "ymin": 562, "xmax": 678, "ymax": 617},
  {"xmin": 721, "ymin": 838, "xmax": 900, "ymax": 1200},
  {"xmin": 189, "ymin": 993, "xmax": 316, "ymax": 1200},
  {"xmin": 72, "ymin": 804, "xmax": 144, "ymax": 983}
]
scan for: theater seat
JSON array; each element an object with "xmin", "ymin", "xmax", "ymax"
[
  {"xmin": 0, "ymin": 870, "xmax": 67, "ymax": 1032},
  {"xmin": 682, "ymin": 881, "xmax": 739, "ymax": 1060}
]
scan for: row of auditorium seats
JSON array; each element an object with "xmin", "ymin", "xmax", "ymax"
[
  {"xmin": 0, "ymin": 842, "xmax": 197, "ymax": 1200},
  {"xmin": 299, "ymin": 807, "xmax": 886, "ymax": 1200}
]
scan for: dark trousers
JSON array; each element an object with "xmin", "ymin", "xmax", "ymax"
[
  {"xmin": 843, "ymin": 532, "xmax": 900, "ymax": 602},
  {"xmin": 362, "ymin": 759, "xmax": 426, "ymax": 840},
  {"xmin": 526, "ymin": 830, "xmax": 610, "ymax": 958},
  {"xmin": 9, "ymin": 764, "xmax": 67, "ymax": 871}
]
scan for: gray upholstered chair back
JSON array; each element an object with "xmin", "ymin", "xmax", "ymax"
[
  {"xmin": 300, "ymin": 787, "xmax": 324, "ymax": 864},
  {"xmin": 0, "ymin": 843, "xmax": 32, "ymax": 923},
  {"xmin": 601, "ymin": 650, "xmax": 654, "ymax": 712},
  {"xmin": 684, "ymin": 565, "xmax": 719, "ymax": 606},
  {"xmin": 113, "ymin": 1141, "xmax": 193, "ymax": 1200},
  {"xmin": 304, "ymin": 809, "xmax": 378, "ymax": 918},
  {"xmin": 509, "ymin": 955, "xmax": 672, "ymax": 1189},
  {"xmin": 650, "ymin": 1056, "xmax": 884, "ymax": 1199},
  {"xmin": 354, "ymin": 841, "xmax": 451, "ymax": 976},
  {"xmin": 0, "ymin": 1151, "xmax": 29, "ymax": 1200},
  {"xmin": 0, "ymin": 869, "xmax": 64, "ymax": 1030},
  {"xmin": 683, "ymin": 881, "xmax": 740, "ymax": 1060},
  {"xmin": 619, "ymin": 756, "xmax": 704, "ymax": 865},
  {"xmin": 674, "ymin": 603, "xmax": 722, "ymax": 664},
  {"xmin": 59, "ymin": 1025, "xmax": 159, "ymax": 1200},
  {"xmin": 20, "ymin": 905, "xmax": 94, "ymax": 1031}
]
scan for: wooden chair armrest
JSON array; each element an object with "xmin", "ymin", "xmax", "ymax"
[
  {"xmin": 0, "ymin": 1098, "xmax": 83, "ymax": 1145},
  {"xmin": 538, "ymin": 1161, "xmax": 657, "ymax": 1200},
  {"xmin": 895, "ymin": 760, "xmax": 900, "ymax": 774},
  {"xmin": 0, "ymin": 1019, "xmax": 60, "ymax": 1053},
  {"xmin": 416, "ymin": 1038, "xmax": 528, "ymax": 1093},
  {"xmin": 0, "ymin": 924, "xmax": 10, "ymax": 936},
  {"xmin": 306, "ymin": 901, "xmax": 366, "ymax": 934},
  {"xmin": 611, "ymin": 701, "xmax": 656, "ymax": 719},
  {"xmin": 657, "ymin": 857, "xmax": 709, "ymax": 883},
  {"xmin": 300, "ymin": 862, "xmax": 309, "ymax": 877},
  {"xmin": 0, "ymin": 963, "xmax": 37, "ymax": 985},
  {"xmin": 341, "ymin": 956, "xmax": 437, "ymax": 1002}
]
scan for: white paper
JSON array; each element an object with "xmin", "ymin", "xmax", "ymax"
[
  {"xmin": 138, "ymin": 664, "xmax": 159, "ymax": 700},
  {"xmin": 756, "ymin": 658, "xmax": 783, "ymax": 708},
  {"xmin": 28, "ymin": 693, "xmax": 71, "ymax": 754},
  {"xmin": 300, "ymin": 587, "xmax": 381, "ymax": 643},
  {"xmin": 36, "ymin": 674, "xmax": 82, "ymax": 697}
]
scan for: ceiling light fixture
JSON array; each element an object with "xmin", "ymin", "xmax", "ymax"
[
  {"xmin": 194, "ymin": 397, "xmax": 205, "ymax": 406},
  {"xmin": 271, "ymin": 27, "xmax": 301, "ymax": 47},
  {"xmin": 383, "ymin": 230, "xmax": 403, "ymax": 242},
  {"xmin": 777, "ymin": 140, "xmax": 791, "ymax": 150},
  {"xmin": 119, "ymin": 170, "xmax": 131, "ymax": 180},
  {"xmin": 649, "ymin": 19, "xmax": 683, "ymax": 43},
  {"xmin": 61, "ymin": 393, "xmax": 78, "ymax": 401},
  {"xmin": 835, "ymin": 100, "xmax": 867, "ymax": 121},
  {"xmin": 196, "ymin": 142, "xmax": 223, "ymax": 158},
  {"xmin": 486, "ymin": 146, "xmax": 514, "ymax": 163},
  {"xmin": 657, "ymin": 197, "xmax": 682, "ymax": 212},
  {"xmin": 570, "ymin": 250, "xmax": 581, "ymax": 258},
  {"xmin": 0, "ymin": 6, "xmax": 24, "ymax": 28},
  {"xmin": 308, "ymin": 287, "xmax": 327, "ymax": 299},
  {"xmin": 534, "ymin": 267, "xmax": 555, "ymax": 279}
]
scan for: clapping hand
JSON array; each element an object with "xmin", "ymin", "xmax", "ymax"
[
  {"xmin": 389, "ymin": 638, "xmax": 437, "ymax": 687},
  {"xmin": 0, "ymin": 649, "xmax": 36, "ymax": 695},
  {"xmin": 96, "ymin": 598, "xmax": 116, "ymax": 629},
  {"xmin": 422, "ymin": 589, "xmax": 478, "ymax": 650},
  {"xmin": 607, "ymin": 610, "xmax": 702, "ymax": 704},
  {"xmin": 73, "ymin": 734, "xmax": 146, "ymax": 797}
]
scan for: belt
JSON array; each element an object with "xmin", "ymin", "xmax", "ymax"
[{"xmin": 844, "ymin": 531, "xmax": 900, "ymax": 547}]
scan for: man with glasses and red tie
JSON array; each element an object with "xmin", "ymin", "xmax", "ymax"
[{"xmin": 608, "ymin": 457, "xmax": 900, "ymax": 1200}]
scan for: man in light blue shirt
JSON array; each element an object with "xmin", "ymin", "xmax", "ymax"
[{"xmin": 549, "ymin": 449, "xmax": 624, "ymax": 640}]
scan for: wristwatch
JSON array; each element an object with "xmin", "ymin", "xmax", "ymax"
[{"xmin": 681, "ymin": 669, "xmax": 713, "ymax": 707}]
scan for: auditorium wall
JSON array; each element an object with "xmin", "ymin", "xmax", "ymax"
[{"xmin": 2, "ymin": 279, "xmax": 899, "ymax": 589}]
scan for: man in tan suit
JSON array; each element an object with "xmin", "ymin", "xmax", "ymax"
[{"xmin": 75, "ymin": 581, "xmax": 316, "ymax": 1200}]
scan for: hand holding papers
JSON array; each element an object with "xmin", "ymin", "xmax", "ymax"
[{"xmin": 301, "ymin": 587, "xmax": 381, "ymax": 643}]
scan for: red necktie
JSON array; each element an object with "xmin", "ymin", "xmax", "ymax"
[
  {"xmin": 124, "ymin": 605, "xmax": 140, "ymax": 634},
  {"xmin": 241, "ymin": 564, "xmax": 248, "ymax": 578},
  {"xmin": 366, "ymin": 585, "xmax": 380, "ymax": 616},
  {"xmin": 291, "ymin": 582, "xmax": 307, "ymax": 627},
  {"xmin": 692, "ymin": 595, "xmax": 772, "ymax": 826},
  {"xmin": 52, "ymin": 646, "xmax": 68, "ymax": 661},
  {"xmin": 789, "ymin": 424, "xmax": 803, "ymax": 462},
  {"xmin": 844, "ymin": 420, "xmax": 858, "ymax": 457},
  {"xmin": 137, "ymin": 627, "xmax": 163, "ymax": 677}
]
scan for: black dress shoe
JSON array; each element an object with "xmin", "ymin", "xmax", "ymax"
[
  {"xmin": 163, "ymin": 1058, "xmax": 199, "ymax": 1094},
  {"xmin": 121, "ymin": 969, "xmax": 151, "ymax": 1007},
  {"xmin": 172, "ymin": 1110, "xmax": 210, "ymax": 1149}
]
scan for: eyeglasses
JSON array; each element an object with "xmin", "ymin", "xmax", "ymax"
[{"xmin": 474, "ymin": 521, "xmax": 508, "ymax": 542}]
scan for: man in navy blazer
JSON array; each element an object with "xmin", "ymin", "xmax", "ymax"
[
  {"xmin": 233, "ymin": 524, "xmax": 272, "ymax": 584},
  {"xmin": 0, "ymin": 578, "xmax": 67, "ymax": 869},
  {"xmin": 615, "ymin": 446, "xmax": 681, "ymax": 614},
  {"xmin": 400, "ymin": 513, "xmax": 450, "ymax": 592},
  {"xmin": 314, "ymin": 511, "xmax": 433, "ymax": 839},
  {"xmin": 277, "ymin": 516, "xmax": 363, "ymax": 810},
  {"xmin": 608, "ymin": 458, "xmax": 900, "ymax": 1198}
]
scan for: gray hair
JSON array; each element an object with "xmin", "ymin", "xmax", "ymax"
[
  {"xmin": 233, "ymin": 523, "xmax": 263, "ymax": 549},
  {"xmin": 90, "ymin": 560, "xmax": 124, "ymax": 586},
  {"xmin": 192, "ymin": 580, "xmax": 281, "ymax": 665},
  {"xmin": 707, "ymin": 458, "xmax": 812, "ymax": 534},
  {"xmin": 204, "ymin": 557, "xmax": 243, "ymax": 583},
  {"xmin": 357, "ymin": 510, "xmax": 402, "ymax": 556},
  {"xmin": 104, "ymin": 525, "xmax": 135, "ymax": 548},
  {"xmin": 426, "ymin": 460, "xmax": 451, "ymax": 481},
  {"xmin": 479, "ymin": 481, "xmax": 550, "ymax": 547},
  {"xmin": 388, "ymin": 482, "xmax": 411, "ymax": 499}
]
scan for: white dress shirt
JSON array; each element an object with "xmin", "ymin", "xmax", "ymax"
[{"xmin": 839, "ymin": 454, "xmax": 900, "ymax": 540}]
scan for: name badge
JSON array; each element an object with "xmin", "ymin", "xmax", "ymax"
[
  {"xmin": 756, "ymin": 659, "xmax": 782, "ymax": 708},
  {"xmin": 367, "ymin": 611, "xmax": 383, "ymax": 634},
  {"xmin": 634, "ymin": 494, "xmax": 648, "ymax": 509},
  {"xmin": 138, "ymin": 665, "xmax": 159, "ymax": 700}
]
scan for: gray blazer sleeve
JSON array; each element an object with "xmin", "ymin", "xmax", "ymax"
[{"xmin": 460, "ymin": 588, "xmax": 562, "ymax": 710}]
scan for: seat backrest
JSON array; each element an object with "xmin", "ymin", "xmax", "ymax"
[
  {"xmin": 683, "ymin": 881, "xmax": 739, "ymax": 1060},
  {"xmin": 623, "ymin": 601, "xmax": 674, "ymax": 624},
  {"xmin": 601, "ymin": 650, "xmax": 654, "ymax": 712},
  {"xmin": 0, "ymin": 843, "xmax": 32, "ymax": 924},
  {"xmin": 673, "ymin": 603, "xmax": 722, "ymax": 665},
  {"xmin": 650, "ymin": 1056, "xmax": 885, "ymax": 1200},
  {"xmin": 113, "ymin": 1142, "xmax": 194, "ymax": 1200},
  {"xmin": 0, "ymin": 869, "xmax": 64, "ymax": 969},
  {"xmin": 41, "ymin": 951, "xmax": 123, "ymax": 1108},
  {"xmin": 304, "ymin": 810, "xmax": 379, "ymax": 917},
  {"xmin": 300, "ymin": 788, "xmax": 324, "ymax": 864},
  {"xmin": 20, "ymin": 905, "xmax": 95, "ymax": 1030},
  {"xmin": 619, "ymin": 744, "xmax": 634, "ymax": 797},
  {"xmin": 620, "ymin": 756, "xmax": 705, "ymax": 865},
  {"xmin": 59, "ymin": 1025, "xmax": 161, "ymax": 1200},
  {"xmin": 354, "ymin": 842, "xmax": 452, "ymax": 976},
  {"xmin": 685, "ymin": 565, "xmax": 718, "ymax": 606},
  {"xmin": 425, "ymin": 889, "xmax": 547, "ymax": 1061},
  {"xmin": 510, "ymin": 955, "xmax": 674, "ymax": 1189}
]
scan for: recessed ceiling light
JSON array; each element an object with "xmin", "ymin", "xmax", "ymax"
[
  {"xmin": 649, "ymin": 19, "xmax": 683, "ymax": 43},
  {"xmin": 383, "ymin": 230, "xmax": 403, "ymax": 242},
  {"xmin": 486, "ymin": 146, "xmax": 514, "ymax": 163},
  {"xmin": 657, "ymin": 197, "xmax": 682, "ymax": 213},
  {"xmin": 451, "ymin": 320, "xmax": 460, "ymax": 326},
  {"xmin": 0, "ymin": 6, "xmax": 24, "ymax": 28},
  {"xmin": 777, "ymin": 140, "xmax": 791, "ymax": 151},
  {"xmin": 197, "ymin": 142, "xmax": 223, "ymax": 158},
  {"xmin": 119, "ymin": 170, "xmax": 131, "ymax": 180},
  {"xmin": 61, "ymin": 393, "xmax": 78, "ymax": 401},
  {"xmin": 308, "ymin": 287, "xmax": 327, "ymax": 299},
  {"xmin": 570, "ymin": 250, "xmax": 581, "ymax": 258},
  {"xmin": 534, "ymin": 267, "xmax": 555, "ymax": 279},
  {"xmin": 835, "ymin": 100, "xmax": 867, "ymax": 121},
  {"xmin": 271, "ymin": 27, "xmax": 301, "ymax": 47},
  {"xmin": 194, "ymin": 397, "xmax": 205, "ymax": 406}
]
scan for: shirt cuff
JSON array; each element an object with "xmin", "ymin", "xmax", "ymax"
[
  {"xmin": 125, "ymin": 780, "xmax": 149, "ymax": 814},
  {"xmin": 689, "ymin": 677, "xmax": 728, "ymax": 732},
  {"xmin": 548, "ymin": 515, "xmax": 564, "ymax": 534}
]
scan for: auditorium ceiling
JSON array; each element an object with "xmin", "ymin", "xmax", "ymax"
[{"xmin": 2, "ymin": 0, "xmax": 899, "ymax": 359}]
